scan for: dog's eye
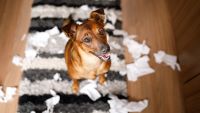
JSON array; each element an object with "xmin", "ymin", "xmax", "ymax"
[
  {"xmin": 98, "ymin": 28, "xmax": 105, "ymax": 35},
  {"xmin": 83, "ymin": 37, "xmax": 92, "ymax": 43}
]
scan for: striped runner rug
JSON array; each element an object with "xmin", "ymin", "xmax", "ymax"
[{"xmin": 18, "ymin": 0, "xmax": 128, "ymax": 113}]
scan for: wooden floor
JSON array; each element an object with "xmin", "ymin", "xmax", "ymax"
[
  {"xmin": 0, "ymin": 0, "xmax": 33, "ymax": 113},
  {"xmin": 122, "ymin": 0, "xmax": 185, "ymax": 113},
  {"xmin": 0, "ymin": 0, "xmax": 186, "ymax": 113}
]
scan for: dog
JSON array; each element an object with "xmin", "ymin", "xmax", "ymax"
[{"xmin": 62, "ymin": 9, "xmax": 111, "ymax": 94}]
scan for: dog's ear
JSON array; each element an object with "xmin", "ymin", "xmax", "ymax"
[
  {"xmin": 90, "ymin": 9, "xmax": 105, "ymax": 24},
  {"xmin": 62, "ymin": 19, "xmax": 77, "ymax": 38}
]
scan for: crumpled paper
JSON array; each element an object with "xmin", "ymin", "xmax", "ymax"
[
  {"xmin": 126, "ymin": 56, "xmax": 155, "ymax": 81},
  {"xmin": 28, "ymin": 26, "xmax": 60, "ymax": 48},
  {"xmin": 105, "ymin": 23, "xmax": 115, "ymax": 30},
  {"xmin": 110, "ymin": 53, "xmax": 127, "ymax": 75},
  {"xmin": 113, "ymin": 29, "xmax": 128, "ymax": 36},
  {"xmin": 154, "ymin": 50, "xmax": 181, "ymax": 71},
  {"xmin": 0, "ymin": 86, "xmax": 17, "ymax": 103},
  {"xmin": 25, "ymin": 47, "xmax": 37, "ymax": 60},
  {"xmin": 12, "ymin": 55, "xmax": 23, "ymax": 66},
  {"xmin": 123, "ymin": 37, "xmax": 150, "ymax": 60},
  {"xmin": 42, "ymin": 90, "xmax": 60, "ymax": 113},
  {"xmin": 108, "ymin": 95, "xmax": 148, "ymax": 113},
  {"xmin": 53, "ymin": 73, "xmax": 62, "ymax": 81},
  {"xmin": 80, "ymin": 80, "xmax": 101, "ymax": 101}
]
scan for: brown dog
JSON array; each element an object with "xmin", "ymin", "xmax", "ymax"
[{"xmin": 62, "ymin": 9, "xmax": 111, "ymax": 94}]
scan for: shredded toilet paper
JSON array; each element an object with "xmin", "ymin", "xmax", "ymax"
[
  {"xmin": 154, "ymin": 50, "xmax": 181, "ymax": 71},
  {"xmin": 123, "ymin": 37, "xmax": 150, "ymax": 60},
  {"xmin": 126, "ymin": 56, "xmax": 155, "ymax": 81},
  {"xmin": 42, "ymin": 90, "xmax": 60, "ymax": 113},
  {"xmin": 80, "ymin": 80, "xmax": 101, "ymax": 101},
  {"xmin": 108, "ymin": 95, "xmax": 148, "ymax": 113},
  {"xmin": 0, "ymin": 86, "xmax": 17, "ymax": 103}
]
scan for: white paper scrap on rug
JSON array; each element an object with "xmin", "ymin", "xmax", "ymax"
[
  {"xmin": 123, "ymin": 37, "xmax": 150, "ymax": 60},
  {"xmin": 80, "ymin": 80, "xmax": 101, "ymax": 101},
  {"xmin": 110, "ymin": 53, "xmax": 127, "ymax": 75},
  {"xmin": 25, "ymin": 47, "xmax": 37, "ymax": 60},
  {"xmin": 126, "ymin": 56, "xmax": 155, "ymax": 81},
  {"xmin": 53, "ymin": 73, "xmax": 62, "ymax": 81},
  {"xmin": 113, "ymin": 29, "xmax": 128, "ymax": 36},
  {"xmin": 0, "ymin": 86, "xmax": 17, "ymax": 103},
  {"xmin": 43, "ymin": 92, "xmax": 60, "ymax": 113},
  {"xmin": 108, "ymin": 95, "xmax": 148, "ymax": 113},
  {"xmin": 154, "ymin": 50, "xmax": 181, "ymax": 71}
]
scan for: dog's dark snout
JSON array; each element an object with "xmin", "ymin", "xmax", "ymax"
[{"xmin": 101, "ymin": 44, "xmax": 110, "ymax": 53}]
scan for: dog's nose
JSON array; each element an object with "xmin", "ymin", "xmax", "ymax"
[{"xmin": 101, "ymin": 44, "xmax": 110, "ymax": 54}]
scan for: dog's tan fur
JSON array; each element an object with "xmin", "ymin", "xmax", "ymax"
[{"xmin": 62, "ymin": 9, "xmax": 111, "ymax": 93}]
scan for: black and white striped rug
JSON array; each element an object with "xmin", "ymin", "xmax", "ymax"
[{"xmin": 18, "ymin": 0, "xmax": 128, "ymax": 113}]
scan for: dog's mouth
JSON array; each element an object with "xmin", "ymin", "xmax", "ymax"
[
  {"xmin": 90, "ymin": 52, "xmax": 111, "ymax": 61},
  {"xmin": 98, "ymin": 53, "xmax": 111, "ymax": 61}
]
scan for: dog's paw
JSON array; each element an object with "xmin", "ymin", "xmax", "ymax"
[
  {"xmin": 99, "ymin": 78, "xmax": 106, "ymax": 85},
  {"xmin": 72, "ymin": 81, "xmax": 79, "ymax": 94}
]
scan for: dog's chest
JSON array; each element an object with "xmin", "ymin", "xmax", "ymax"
[{"xmin": 81, "ymin": 53, "xmax": 102, "ymax": 70}]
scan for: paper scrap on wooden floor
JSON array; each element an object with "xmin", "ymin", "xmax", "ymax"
[
  {"xmin": 154, "ymin": 50, "xmax": 181, "ymax": 71},
  {"xmin": 0, "ymin": 86, "xmax": 17, "ymax": 103},
  {"xmin": 12, "ymin": 55, "xmax": 23, "ymax": 66},
  {"xmin": 108, "ymin": 95, "xmax": 148, "ymax": 113},
  {"xmin": 80, "ymin": 80, "xmax": 101, "ymax": 101},
  {"xmin": 126, "ymin": 56, "xmax": 155, "ymax": 81},
  {"xmin": 123, "ymin": 37, "xmax": 150, "ymax": 60},
  {"xmin": 43, "ymin": 91, "xmax": 60, "ymax": 113}
]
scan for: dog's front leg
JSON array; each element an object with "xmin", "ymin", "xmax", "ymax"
[
  {"xmin": 99, "ymin": 73, "xmax": 106, "ymax": 85},
  {"xmin": 72, "ymin": 79, "xmax": 79, "ymax": 94}
]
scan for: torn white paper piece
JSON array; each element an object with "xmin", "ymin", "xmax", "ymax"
[
  {"xmin": 123, "ymin": 37, "xmax": 150, "ymax": 60},
  {"xmin": 0, "ymin": 86, "xmax": 17, "ymax": 103},
  {"xmin": 5, "ymin": 87, "xmax": 17, "ymax": 101},
  {"xmin": 108, "ymin": 95, "xmax": 148, "ymax": 113},
  {"xmin": 46, "ymin": 26, "xmax": 60, "ymax": 36},
  {"xmin": 109, "ymin": 41, "xmax": 121, "ymax": 50},
  {"xmin": 113, "ymin": 29, "xmax": 128, "ymax": 36},
  {"xmin": 12, "ymin": 55, "xmax": 23, "ymax": 66},
  {"xmin": 154, "ymin": 50, "xmax": 181, "ymax": 71},
  {"xmin": 53, "ymin": 73, "xmax": 62, "ymax": 81},
  {"xmin": 126, "ymin": 56, "xmax": 155, "ymax": 81},
  {"xmin": 30, "ymin": 111, "xmax": 36, "ymax": 113},
  {"xmin": 50, "ymin": 90, "xmax": 57, "ymax": 96},
  {"xmin": 43, "ymin": 94, "xmax": 60, "ymax": 113},
  {"xmin": 110, "ymin": 53, "xmax": 127, "ymax": 76},
  {"xmin": 28, "ymin": 32, "xmax": 50, "ymax": 48},
  {"xmin": 105, "ymin": 23, "xmax": 115, "ymax": 30},
  {"xmin": 0, "ymin": 87, "xmax": 4, "ymax": 101},
  {"xmin": 107, "ymin": 11, "xmax": 117, "ymax": 24},
  {"xmin": 80, "ymin": 80, "xmax": 101, "ymax": 101},
  {"xmin": 25, "ymin": 47, "xmax": 37, "ymax": 60}
]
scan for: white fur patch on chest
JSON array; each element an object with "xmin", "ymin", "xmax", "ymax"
[{"xmin": 79, "ymin": 48, "xmax": 102, "ymax": 71}]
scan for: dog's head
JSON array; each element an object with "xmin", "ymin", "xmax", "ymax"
[{"xmin": 62, "ymin": 9, "xmax": 110, "ymax": 61}]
